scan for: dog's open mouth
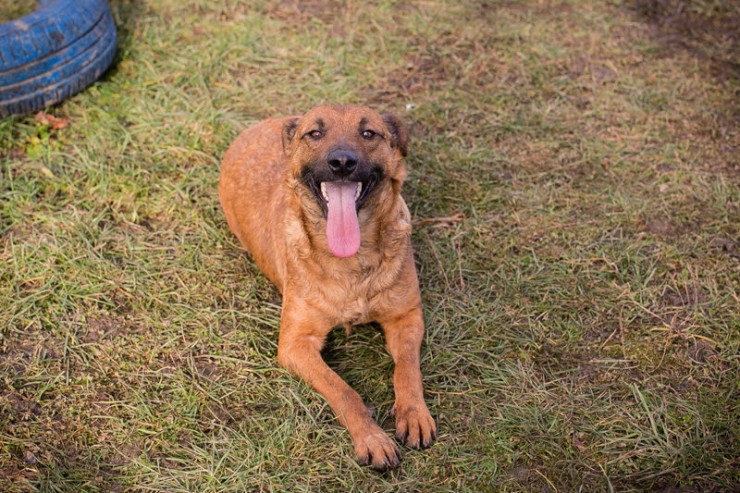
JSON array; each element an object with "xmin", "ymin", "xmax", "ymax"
[{"xmin": 304, "ymin": 173, "xmax": 379, "ymax": 258}]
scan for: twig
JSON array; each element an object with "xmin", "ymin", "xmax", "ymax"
[{"xmin": 413, "ymin": 212, "xmax": 464, "ymax": 227}]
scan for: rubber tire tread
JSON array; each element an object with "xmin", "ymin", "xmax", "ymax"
[{"xmin": 0, "ymin": 0, "xmax": 117, "ymax": 117}]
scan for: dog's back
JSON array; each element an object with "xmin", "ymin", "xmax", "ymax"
[{"xmin": 218, "ymin": 117, "xmax": 293, "ymax": 289}]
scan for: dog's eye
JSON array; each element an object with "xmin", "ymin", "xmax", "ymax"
[
  {"xmin": 306, "ymin": 130, "xmax": 322, "ymax": 140},
  {"xmin": 361, "ymin": 129, "xmax": 376, "ymax": 139}
]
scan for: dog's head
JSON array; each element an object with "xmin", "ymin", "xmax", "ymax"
[{"xmin": 282, "ymin": 105, "xmax": 409, "ymax": 258}]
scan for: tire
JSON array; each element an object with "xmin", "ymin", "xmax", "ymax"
[{"xmin": 0, "ymin": 0, "xmax": 117, "ymax": 117}]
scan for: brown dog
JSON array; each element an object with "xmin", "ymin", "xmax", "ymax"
[{"xmin": 218, "ymin": 104, "xmax": 435, "ymax": 470}]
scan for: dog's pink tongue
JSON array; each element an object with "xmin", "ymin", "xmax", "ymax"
[{"xmin": 324, "ymin": 181, "xmax": 360, "ymax": 258}]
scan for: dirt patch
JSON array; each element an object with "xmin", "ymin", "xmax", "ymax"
[
  {"xmin": 0, "ymin": 392, "xmax": 42, "ymax": 422},
  {"xmin": 662, "ymin": 286, "xmax": 707, "ymax": 308},
  {"xmin": 394, "ymin": 53, "xmax": 456, "ymax": 92},
  {"xmin": 81, "ymin": 315, "xmax": 131, "ymax": 342},
  {"xmin": 569, "ymin": 56, "xmax": 620, "ymax": 84},
  {"xmin": 687, "ymin": 339, "xmax": 719, "ymax": 364},
  {"xmin": 266, "ymin": 0, "xmax": 347, "ymax": 25},
  {"xmin": 0, "ymin": 463, "xmax": 37, "ymax": 493},
  {"xmin": 708, "ymin": 237, "xmax": 739, "ymax": 259},
  {"xmin": 0, "ymin": 323, "xmax": 46, "ymax": 378},
  {"xmin": 643, "ymin": 218, "xmax": 676, "ymax": 237}
]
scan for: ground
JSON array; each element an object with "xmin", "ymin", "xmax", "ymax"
[{"xmin": 0, "ymin": 0, "xmax": 738, "ymax": 491}]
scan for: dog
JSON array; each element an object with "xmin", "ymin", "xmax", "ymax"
[{"xmin": 218, "ymin": 104, "xmax": 435, "ymax": 470}]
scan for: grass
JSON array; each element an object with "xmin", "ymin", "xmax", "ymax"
[
  {"xmin": 0, "ymin": 0, "xmax": 36, "ymax": 23},
  {"xmin": 1, "ymin": 0, "xmax": 738, "ymax": 491}
]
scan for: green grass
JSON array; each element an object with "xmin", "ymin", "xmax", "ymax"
[
  {"xmin": 1, "ymin": 0, "xmax": 738, "ymax": 491},
  {"xmin": 0, "ymin": 0, "xmax": 36, "ymax": 23}
]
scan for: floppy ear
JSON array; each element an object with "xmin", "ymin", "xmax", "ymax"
[
  {"xmin": 382, "ymin": 113, "xmax": 409, "ymax": 157},
  {"xmin": 282, "ymin": 118, "xmax": 299, "ymax": 155}
]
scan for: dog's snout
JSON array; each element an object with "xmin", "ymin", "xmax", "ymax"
[{"xmin": 327, "ymin": 149, "xmax": 358, "ymax": 177}]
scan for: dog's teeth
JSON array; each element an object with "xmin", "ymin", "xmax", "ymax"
[
  {"xmin": 321, "ymin": 182, "xmax": 328, "ymax": 201},
  {"xmin": 355, "ymin": 182, "xmax": 362, "ymax": 201}
]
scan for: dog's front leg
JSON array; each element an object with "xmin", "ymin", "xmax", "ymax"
[
  {"xmin": 380, "ymin": 307, "xmax": 436, "ymax": 450},
  {"xmin": 276, "ymin": 298, "xmax": 401, "ymax": 471}
]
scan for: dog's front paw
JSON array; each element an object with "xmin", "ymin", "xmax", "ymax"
[
  {"xmin": 354, "ymin": 429, "xmax": 401, "ymax": 471},
  {"xmin": 393, "ymin": 402, "xmax": 436, "ymax": 449}
]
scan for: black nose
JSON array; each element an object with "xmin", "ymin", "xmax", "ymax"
[{"xmin": 327, "ymin": 149, "xmax": 358, "ymax": 177}]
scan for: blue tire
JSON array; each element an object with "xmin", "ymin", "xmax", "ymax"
[{"xmin": 0, "ymin": 0, "xmax": 117, "ymax": 117}]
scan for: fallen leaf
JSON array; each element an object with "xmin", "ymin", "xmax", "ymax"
[{"xmin": 35, "ymin": 112, "xmax": 70, "ymax": 130}]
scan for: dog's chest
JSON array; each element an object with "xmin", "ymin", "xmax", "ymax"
[
  {"xmin": 339, "ymin": 297, "xmax": 371, "ymax": 327},
  {"xmin": 316, "ymin": 262, "xmax": 400, "ymax": 327},
  {"xmin": 331, "ymin": 272, "xmax": 385, "ymax": 325}
]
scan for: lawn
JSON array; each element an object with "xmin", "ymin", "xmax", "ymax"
[{"xmin": 1, "ymin": 0, "xmax": 738, "ymax": 491}]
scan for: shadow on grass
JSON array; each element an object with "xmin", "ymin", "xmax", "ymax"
[
  {"xmin": 101, "ymin": 0, "xmax": 148, "ymax": 82},
  {"xmin": 627, "ymin": 0, "xmax": 739, "ymax": 82}
]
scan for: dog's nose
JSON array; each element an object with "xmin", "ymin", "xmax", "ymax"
[{"xmin": 327, "ymin": 149, "xmax": 358, "ymax": 177}]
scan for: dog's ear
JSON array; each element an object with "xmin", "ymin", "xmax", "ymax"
[
  {"xmin": 382, "ymin": 113, "xmax": 409, "ymax": 157},
  {"xmin": 282, "ymin": 118, "xmax": 299, "ymax": 155}
]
